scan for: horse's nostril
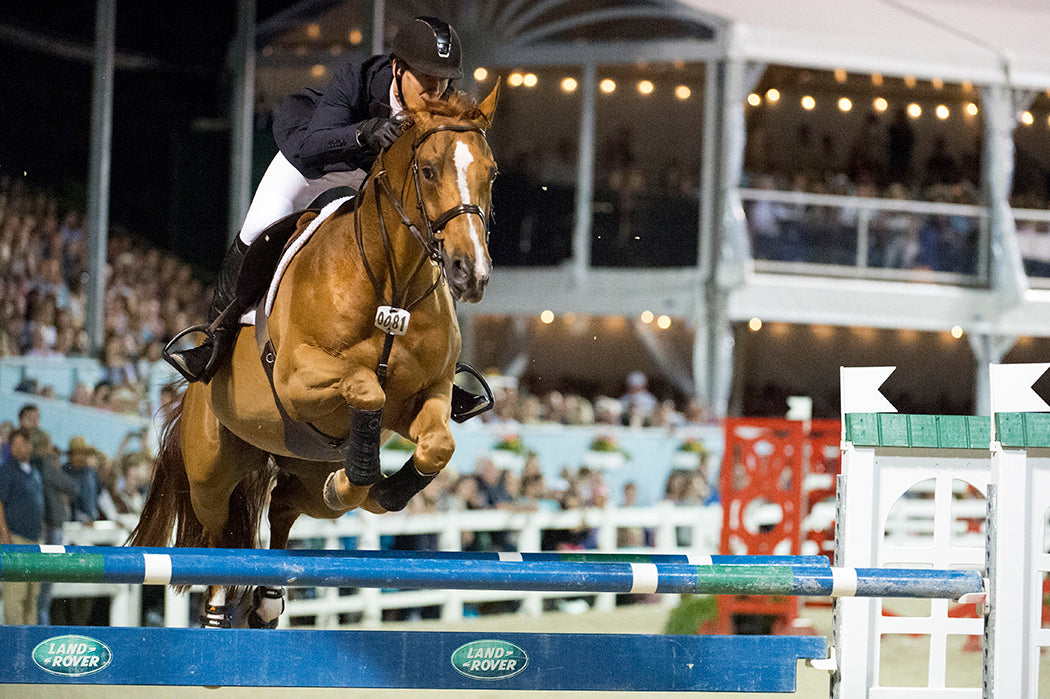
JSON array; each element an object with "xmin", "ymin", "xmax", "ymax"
[{"xmin": 450, "ymin": 257, "xmax": 470, "ymax": 282}]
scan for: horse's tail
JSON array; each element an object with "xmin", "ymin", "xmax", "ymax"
[{"xmin": 126, "ymin": 382, "xmax": 206, "ymax": 549}]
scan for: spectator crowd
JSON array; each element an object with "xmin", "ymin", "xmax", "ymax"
[
  {"xmin": 0, "ymin": 175, "xmax": 201, "ymax": 417},
  {"xmin": 0, "ymin": 402, "xmax": 152, "ymax": 625},
  {"xmin": 742, "ymin": 110, "xmax": 1050, "ymax": 273}
]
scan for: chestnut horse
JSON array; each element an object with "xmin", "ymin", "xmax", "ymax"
[{"xmin": 130, "ymin": 83, "xmax": 499, "ymax": 627}]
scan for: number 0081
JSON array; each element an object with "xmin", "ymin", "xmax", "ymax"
[{"xmin": 374, "ymin": 306, "xmax": 410, "ymax": 335}]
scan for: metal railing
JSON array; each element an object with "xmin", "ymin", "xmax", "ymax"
[{"xmin": 1014, "ymin": 206, "xmax": 1050, "ymax": 288}]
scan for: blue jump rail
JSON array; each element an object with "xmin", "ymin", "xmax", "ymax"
[
  {"xmin": 12, "ymin": 544, "xmax": 833, "ymax": 566},
  {"xmin": 0, "ymin": 545, "xmax": 983, "ymax": 599}
]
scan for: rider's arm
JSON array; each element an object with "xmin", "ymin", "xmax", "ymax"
[{"xmin": 295, "ymin": 58, "xmax": 387, "ymax": 174}]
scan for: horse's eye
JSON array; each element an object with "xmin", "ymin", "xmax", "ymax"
[
  {"xmin": 421, "ymin": 166, "xmax": 436, "ymax": 180},
  {"xmin": 490, "ymin": 169, "xmax": 499, "ymax": 183}
]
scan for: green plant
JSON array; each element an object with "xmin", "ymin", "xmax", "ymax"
[
  {"xmin": 663, "ymin": 594, "xmax": 718, "ymax": 635},
  {"xmin": 494, "ymin": 435, "xmax": 528, "ymax": 454},
  {"xmin": 384, "ymin": 434, "xmax": 415, "ymax": 451},
  {"xmin": 588, "ymin": 434, "xmax": 628, "ymax": 456},
  {"xmin": 677, "ymin": 438, "xmax": 708, "ymax": 454}
]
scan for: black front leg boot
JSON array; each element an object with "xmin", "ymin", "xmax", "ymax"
[
  {"xmin": 371, "ymin": 456, "xmax": 437, "ymax": 512},
  {"xmin": 343, "ymin": 407, "xmax": 384, "ymax": 486}
]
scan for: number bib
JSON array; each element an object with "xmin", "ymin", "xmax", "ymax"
[{"xmin": 375, "ymin": 306, "xmax": 410, "ymax": 336}]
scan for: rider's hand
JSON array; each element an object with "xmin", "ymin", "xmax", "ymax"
[{"xmin": 357, "ymin": 117, "xmax": 402, "ymax": 152}]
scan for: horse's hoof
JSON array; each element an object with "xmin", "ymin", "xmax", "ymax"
[
  {"xmin": 247, "ymin": 586, "xmax": 285, "ymax": 629},
  {"xmin": 247, "ymin": 612, "xmax": 280, "ymax": 629},
  {"xmin": 323, "ymin": 470, "xmax": 357, "ymax": 511}
]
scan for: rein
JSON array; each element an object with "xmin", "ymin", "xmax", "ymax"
[{"xmin": 353, "ymin": 121, "xmax": 491, "ymax": 385}]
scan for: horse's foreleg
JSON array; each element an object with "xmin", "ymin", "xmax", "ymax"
[
  {"xmin": 277, "ymin": 346, "xmax": 386, "ymax": 511},
  {"xmin": 201, "ymin": 586, "xmax": 229, "ymax": 628},
  {"xmin": 323, "ymin": 366, "xmax": 388, "ymax": 511},
  {"xmin": 364, "ymin": 394, "xmax": 454, "ymax": 513}
]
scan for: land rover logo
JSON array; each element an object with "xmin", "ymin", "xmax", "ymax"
[
  {"xmin": 451, "ymin": 639, "xmax": 528, "ymax": 680},
  {"xmin": 32, "ymin": 635, "xmax": 112, "ymax": 677}
]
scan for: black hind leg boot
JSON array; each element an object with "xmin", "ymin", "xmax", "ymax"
[{"xmin": 166, "ymin": 237, "xmax": 250, "ymax": 383}]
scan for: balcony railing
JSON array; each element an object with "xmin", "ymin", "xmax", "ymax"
[
  {"xmin": 740, "ymin": 188, "xmax": 990, "ymax": 285},
  {"xmin": 1014, "ymin": 206, "xmax": 1050, "ymax": 289}
]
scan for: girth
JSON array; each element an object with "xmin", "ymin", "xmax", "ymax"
[{"xmin": 253, "ymin": 300, "xmax": 352, "ymax": 462}]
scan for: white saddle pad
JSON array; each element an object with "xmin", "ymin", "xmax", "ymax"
[{"xmin": 238, "ymin": 196, "xmax": 352, "ymax": 326}]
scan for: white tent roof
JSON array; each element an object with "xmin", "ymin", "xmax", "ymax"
[{"xmin": 681, "ymin": 0, "xmax": 1050, "ymax": 89}]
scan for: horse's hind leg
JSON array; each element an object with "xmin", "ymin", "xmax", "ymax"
[
  {"xmin": 245, "ymin": 460, "xmax": 342, "ymax": 629},
  {"xmin": 181, "ymin": 385, "xmax": 272, "ymax": 626},
  {"xmin": 244, "ymin": 470, "xmax": 299, "ymax": 629}
]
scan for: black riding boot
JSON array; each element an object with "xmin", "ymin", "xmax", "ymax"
[{"xmin": 166, "ymin": 237, "xmax": 250, "ymax": 383}]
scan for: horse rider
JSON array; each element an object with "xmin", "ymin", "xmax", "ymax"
[{"xmin": 167, "ymin": 16, "xmax": 463, "ymax": 384}]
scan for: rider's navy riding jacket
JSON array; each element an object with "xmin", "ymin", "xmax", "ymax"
[{"xmin": 273, "ymin": 55, "xmax": 394, "ymax": 180}]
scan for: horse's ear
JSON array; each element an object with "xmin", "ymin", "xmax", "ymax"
[{"xmin": 477, "ymin": 79, "xmax": 500, "ymax": 128}]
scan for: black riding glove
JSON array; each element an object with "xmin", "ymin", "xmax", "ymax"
[{"xmin": 357, "ymin": 117, "xmax": 402, "ymax": 152}]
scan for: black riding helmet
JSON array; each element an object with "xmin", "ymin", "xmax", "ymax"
[{"xmin": 391, "ymin": 16, "xmax": 463, "ymax": 80}]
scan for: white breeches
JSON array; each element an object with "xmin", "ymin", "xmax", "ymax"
[{"xmin": 237, "ymin": 152, "xmax": 366, "ymax": 245}]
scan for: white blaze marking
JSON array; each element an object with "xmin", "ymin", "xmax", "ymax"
[{"xmin": 454, "ymin": 140, "xmax": 490, "ymax": 277}]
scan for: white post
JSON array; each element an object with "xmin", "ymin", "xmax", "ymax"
[
  {"xmin": 987, "ymin": 363, "xmax": 1050, "ymax": 697},
  {"xmin": 987, "ymin": 446, "xmax": 1038, "ymax": 698},
  {"xmin": 832, "ymin": 448, "xmax": 879, "ymax": 698},
  {"xmin": 164, "ymin": 585, "xmax": 190, "ymax": 628},
  {"xmin": 440, "ymin": 513, "xmax": 464, "ymax": 621}
]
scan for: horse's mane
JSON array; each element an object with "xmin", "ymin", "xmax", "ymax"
[{"xmin": 417, "ymin": 90, "xmax": 485, "ymax": 122}]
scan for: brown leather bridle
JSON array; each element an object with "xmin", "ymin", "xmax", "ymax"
[
  {"xmin": 375, "ymin": 122, "xmax": 491, "ymax": 266},
  {"xmin": 353, "ymin": 119, "xmax": 493, "ymax": 386}
]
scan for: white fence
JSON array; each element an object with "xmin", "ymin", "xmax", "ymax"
[
  {"xmin": 57, "ymin": 503, "xmax": 723, "ymax": 629},
  {"xmin": 54, "ymin": 491, "xmax": 1006, "ymax": 629}
]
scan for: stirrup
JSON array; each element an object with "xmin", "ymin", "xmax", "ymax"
[
  {"xmin": 163, "ymin": 323, "xmax": 220, "ymax": 382},
  {"xmin": 451, "ymin": 362, "xmax": 494, "ymax": 423}
]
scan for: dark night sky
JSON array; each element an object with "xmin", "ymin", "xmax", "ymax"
[{"xmin": 0, "ymin": 2, "xmax": 295, "ymax": 268}]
